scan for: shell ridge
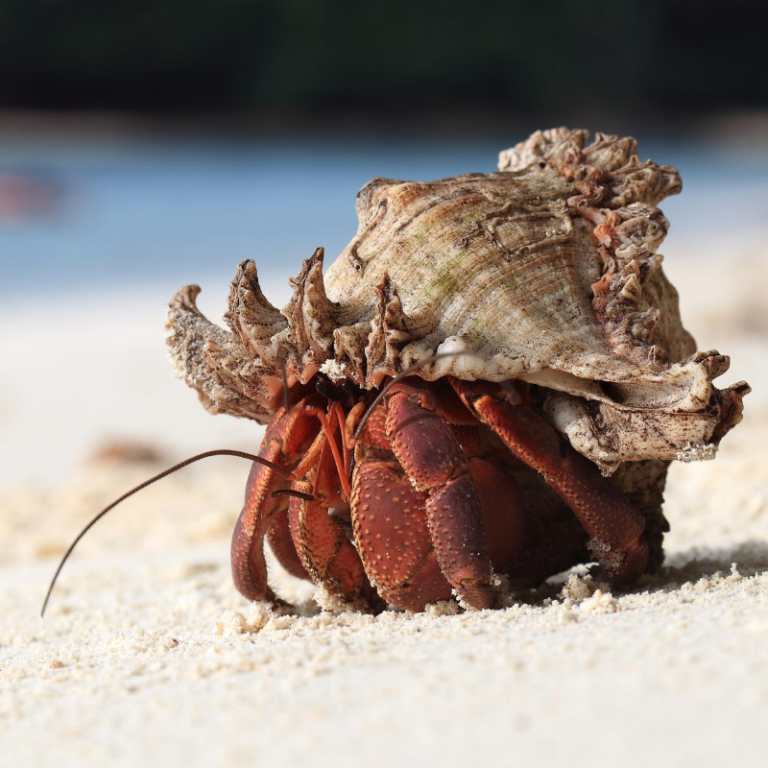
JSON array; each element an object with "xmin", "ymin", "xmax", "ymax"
[
  {"xmin": 584, "ymin": 204, "xmax": 675, "ymax": 366},
  {"xmin": 284, "ymin": 248, "xmax": 338, "ymax": 368},
  {"xmin": 363, "ymin": 273, "xmax": 416, "ymax": 387}
]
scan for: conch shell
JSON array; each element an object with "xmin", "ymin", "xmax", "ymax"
[{"xmin": 167, "ymin": 128, "xmax": 749, "ymax": 475}]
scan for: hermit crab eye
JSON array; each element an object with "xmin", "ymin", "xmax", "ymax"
[{"xmin": 315, "ymin": 378, "xmax": 334, "ymax": 399}]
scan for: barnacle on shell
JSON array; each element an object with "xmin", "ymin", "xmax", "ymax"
[{"xmin": 167, "ymin": 128, "xmax": 750, "ymax": 474}]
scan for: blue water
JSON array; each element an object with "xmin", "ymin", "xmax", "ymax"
[{"xmin": 1, "ymin": 134, "xmax": 767, "ymax": 299}]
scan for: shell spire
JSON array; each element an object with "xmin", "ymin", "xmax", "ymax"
[
  {"xmin": 498, "ymin": 127, "xmax": 682, "ymax": 208},
  {"xmin": 500, "ymin": 128, "xmax": 687, "ymax": 367}
]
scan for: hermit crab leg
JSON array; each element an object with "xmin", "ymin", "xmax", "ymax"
[
  {"xmin": 302, "ymin": 402, "xmax": 352, "ymax": 499},
  {"xmin": 231, "ymin": 438, "xmax": 293, "ymax": 601},
  {"xmin": 351, "ymin": 458, "xmax": 454, "ymax": 611},
  {"xmin": 230, "ymin": 402, "xmax": 321, "ymax": 602},
  {"xmin": 451, "ymin": 379, "xmax": 648, "ymax": 583},
  {"xmin": 266, "ymin": 512, "xmax": 311, "ymax": 581},
  {"xmin": 287, "ymin": 442, "xmax": 368, "ymax": 604},
  {"xmin": 464, "ymin": 456, "xmax": 527, "ymax": 573},
  {"xmin": 384, "ymin": 382, "xmax": 495, "ymax": 609}
]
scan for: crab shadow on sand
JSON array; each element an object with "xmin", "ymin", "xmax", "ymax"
[
  {"xmin": 642, "ymin": 539, "xmax": 768, "ymax": 587},
  {"xmin": 508, "ymin": 538, "xmax": 768, "ymax": 610},
  {"xmin": 267, "ymin": 539, "xmax": 768, "ymax": 621}
]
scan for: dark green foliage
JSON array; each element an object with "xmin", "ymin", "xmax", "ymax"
[{"xmin": 0, "ymin": 0, "xmax": 765, "ymax": 114}]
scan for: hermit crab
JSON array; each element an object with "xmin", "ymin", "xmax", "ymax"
[
  {"xmin": 42, "ymin": 128, "xmax": 750, "ymax": 616},
  {"xmin": 155, "ymin": 127, "xmax": 749, "ymax": 612}
]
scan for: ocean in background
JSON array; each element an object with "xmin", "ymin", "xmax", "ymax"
[
  {"xmin": 1, "ymin": 133, "xmax": 768, "ymax": 303},
  {"xmin": 0, "ymin": 132, "xmax": 766, "ymax": 485}
]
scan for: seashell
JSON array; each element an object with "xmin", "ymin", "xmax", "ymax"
[{"xmin": 167, "ymin": 128, "xmax": 749, "ymax": 476}]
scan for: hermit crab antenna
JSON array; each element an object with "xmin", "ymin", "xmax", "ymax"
[
  {"xmin": 271, "ymin": 488, "xmax": 315, "ymax": 501},
  {"xmin": 351, "ymin": 352, "xmax": 462, "ymax": 444},
  {"xmin": 40, "ymin": 449, "xmax": 305, "ymax": 618}
]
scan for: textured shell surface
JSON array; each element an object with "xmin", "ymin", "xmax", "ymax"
[{"xmin": 167, "ymin": 128, "xmax": 749, "ymax": 471}]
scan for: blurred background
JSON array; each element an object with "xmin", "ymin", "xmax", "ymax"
[
  {"xmin": 1, "ymin": 0, "xmax": 767, "ymax": 487},
  {"xmin": 2, "ymin": 8, "xmax": 767, "ymax": 766}
]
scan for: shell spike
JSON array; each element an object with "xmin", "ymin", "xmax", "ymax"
[
  {"xmin": 282, "ymin": 247, "xmax": 338, "ymax": 363},
  {"xmin": 225, "ymin": 259, "xmax": 287, "ymax": 359}
]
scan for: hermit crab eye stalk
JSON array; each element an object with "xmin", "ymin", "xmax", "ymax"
[{"xmin": 40, "ymin": 449, "xmax": 312, "ymax": 618}]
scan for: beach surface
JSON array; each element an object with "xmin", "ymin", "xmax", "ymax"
[{"xmin": 1, "ymin": 252, "xmax": 766, "ymax": 767}]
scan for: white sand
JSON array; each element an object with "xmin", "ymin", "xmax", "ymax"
[{"xmin": 1, "ymin": 252, "xmax": 766, "ymax": 767}]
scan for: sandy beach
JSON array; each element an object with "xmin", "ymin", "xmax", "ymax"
[
  {"xmin": 1, "ymin": 248, "xmax": 766, "ymax": 766},
  {"xmin": 1, "ymin": 0, "xmax": 767, "ymax": 760}
]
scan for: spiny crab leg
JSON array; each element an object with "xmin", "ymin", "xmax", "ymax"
[
  {"xmin": 287, "ymin": 440, "xmax": 368, "ymax": 604},
  {"xmin": 266, "ymin": 510, "xmax": 310, "ymax": 581},
  {"xmin": 231, "ymin": 435, "xmax": 293, "ymax": 602},
  {"xmin": 384, "ymin": 382, "xmax": 495, "ymax": 609},
  {"xmin": 351, "ymin": 458, "xmax": 454, "ymax": 611},
  {"xmin": 232, "ymin": 395, "xmax": 369, "ymax": 607},
  {"xmin": 303, "ymin": 401, "xmax": 352, "ymax": 499},
  {"xmin": 332, "ymin": 401, "xmax": 352, "ymax": 478},
  {"xmin": 230, "ymin": 399, "xmax": 321, "ymax": 602},
  {"xmin": 451, "ymin": 378, "xmax": 648, "ymax": 584}
]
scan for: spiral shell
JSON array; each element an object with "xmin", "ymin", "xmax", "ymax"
[{"xmin": 167, "ymin": 127, "xmax": 749, "ymax": 472}]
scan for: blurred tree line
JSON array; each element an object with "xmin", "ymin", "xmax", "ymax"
[{"xmin": 0, "ymin": 0, "xmax": 765, "ymax": 119}]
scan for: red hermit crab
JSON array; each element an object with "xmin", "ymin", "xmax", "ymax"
[
  {"xmin": 44, "ymin": 128, "xmax": 749, "ymax": 616},
  {"xmin": 159, "ymin": 128, "xmax": 749, "ymax": 612}
]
